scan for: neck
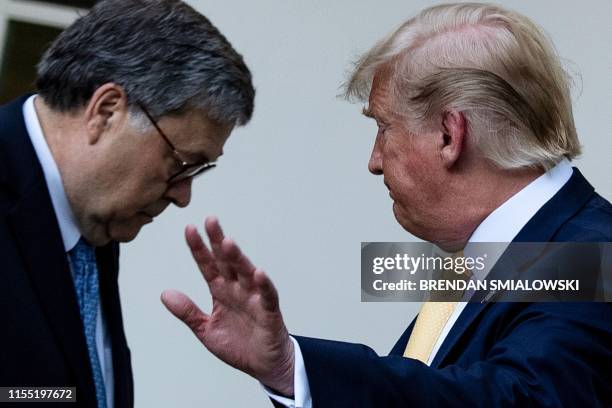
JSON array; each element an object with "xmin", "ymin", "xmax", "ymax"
[
  {"xmin": 34, "ymin": 97, "xmax": 101, "ymax": 242},
  {"xmin": 433, "ymin": 162, "xmax": 543, "ymax": 251},
  {"xmin": 33, "ymin": 97, "xmax": 84, "ymax": 167}
]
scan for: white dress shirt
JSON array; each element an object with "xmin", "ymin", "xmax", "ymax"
[
  {"xmin": 23, "ymin": 95, "xmax": 115, "ymax": 408},
  {"xmin": 267, "ymin": 158, "xmax": 573, "ymax": 407}
]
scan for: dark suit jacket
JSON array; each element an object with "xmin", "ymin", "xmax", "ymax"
[
  {"xmin": 292, "ymin": 167, "xmax": 612, "ymax": 407},
  {"xmin": 0, "ymin": 95, "xmax": 133, "ymax": 407}
]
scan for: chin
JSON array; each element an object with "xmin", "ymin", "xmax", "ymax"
[
  {"xmin": 393, "ymin": 203, "xmax": 428, "ymax": 240},
  {"xmin": 79, "ymin": 222, "xmax": 112, "ymax": 247},
  {"xmin": 108, "ymin": 224, "xmax": 146, "ymax": 243}
]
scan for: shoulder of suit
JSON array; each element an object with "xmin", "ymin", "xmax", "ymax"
[{"xmin": 557, "ymin": 192, "xmax": 612, "ymax": 241}]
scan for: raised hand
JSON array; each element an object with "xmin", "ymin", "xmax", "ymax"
[{"xmin": 161, "ymin": 217, "xmax": 295, "ymax": 396}]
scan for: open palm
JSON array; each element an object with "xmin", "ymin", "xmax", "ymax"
[{"xmin": 161, "ymin": 217, "xmax": 295, "ymax": 396}]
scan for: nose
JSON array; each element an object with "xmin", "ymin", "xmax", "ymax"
[
  {"xmin": 368, "ymin": 133, "xmax": 384, "ymax": 175},
  {"xmin": 164, "ymin": 178, "xmax": 193, "ymax": 208}
]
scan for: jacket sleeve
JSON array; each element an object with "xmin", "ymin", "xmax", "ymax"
[{"xmin": 294, "ymin": 302, "xmax": 612, "ymax": 408}]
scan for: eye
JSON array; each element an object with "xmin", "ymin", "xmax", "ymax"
[{"xmin": 166, "ymin": 156, "xmax": 183, "ymax": 176}]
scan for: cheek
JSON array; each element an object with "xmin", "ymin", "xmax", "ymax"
[
  {"xmin": 384, "ymin": 150, "xmax": 437, "ymax": 216},
  {"xmin": 131, "ymin": 161, "xmax": 169, "ymax": 194},
  {"xmin": 383, "ymin": 148, "xmax": 420, "ymax": 193},
  {"xmin": 106, "ymin": 177, "xmax": 167, "ymax": 218}
]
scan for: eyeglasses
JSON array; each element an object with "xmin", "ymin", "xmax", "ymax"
[{"xmin": 138, "ymin": 104, "xmax": 216, "ymax": 183}]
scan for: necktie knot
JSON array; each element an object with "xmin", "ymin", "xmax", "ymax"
[
  {"xmin": 70, "ymin": 237, "xmax": 96, "ymax": 262},
  {"xmin": 403, "ymin": 247, "xmax": 471, "ymax": 364},
  {"xmin": 429, "ymin": 248, "xmax": 473, "ymax": 302}
]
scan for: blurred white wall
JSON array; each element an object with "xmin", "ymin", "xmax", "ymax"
[{"xmin": 117, "ymin": 1, "xmax": 612, "ymax": 406}]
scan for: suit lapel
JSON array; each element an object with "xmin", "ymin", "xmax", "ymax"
[
  {"xmin": 389, "ymin": 319, "xmax": 417, "ymax": 356},
  {"xmin": 428, "ymin": 303, "xmax": 488, "ymax": 367},
  {"xmin": 98, "ymin": 243, "xmax": 133, "ymax": 408},
  {"xmin": 2, "ymin": 96, "xmax": 98, "ymax": 406},
  {"xmin": 7, "ymin": 181, "xmax": 97, "ymax": 406},
  {"xmin": 425, "ymin": 168, "xmax": 595, "ymax": 367}
]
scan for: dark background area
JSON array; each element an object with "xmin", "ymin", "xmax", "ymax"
[
  {"xmin": 0, "ymin": 1, "xmax": 95, "ymax": 104},
  {"xmin": 0, "ymin": 20, "xmax": 62, "ymax": 104},
  {"xmin": 29, "ymin": 0, "xmax": 96, "ymax": 8}
]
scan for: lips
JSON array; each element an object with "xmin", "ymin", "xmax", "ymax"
[
  {"xmin": 141, "ymin": 202, "xmax": 170, "ymax": 219},
  {"xmin": 137, "ymin": 212, "xmax": 154, "ymax": 223},
  {"xmin": 384, "ymin": 181, "xmax": 394, "ymax": 199}
]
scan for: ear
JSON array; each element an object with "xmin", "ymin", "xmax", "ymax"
[
  {"xmin": 438, "ymin": 110, "xmax": 466, "ymax": 169},
  {"xmin": 83, "ymin": 83, "xmax": 128, "ymax": 145}
]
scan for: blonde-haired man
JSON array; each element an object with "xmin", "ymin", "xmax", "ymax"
[{"xmin": 163, "ymin": 3, "xmax": 611, "ymax": 406}]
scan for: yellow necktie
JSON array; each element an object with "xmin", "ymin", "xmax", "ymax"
[
  {"xmin": 402, "ymin": 301, "xmax": 458, "ymax": 363},
  {"xmin": 403, "ymin": 249, "xmax": 470, "ymax": 363}
]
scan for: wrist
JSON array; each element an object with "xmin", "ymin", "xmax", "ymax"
[{"xmin": 261, "ymin": 337, "xmax": 295, "ymax": 397}]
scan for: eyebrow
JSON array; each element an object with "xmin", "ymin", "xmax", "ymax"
[
  {"xmin": 180, "ymin": 148, "xmax": 212, "ymax": 165},
  {"xmin": 362, "ymin": 106, "xmax": 390, "ymax": 125},
  {"xmin": 197, "ymin": 149, "xmax": 224, "ymax": 164},
  {"xmin": 195, "ymin": 153, "xmax": 212, "ymax": 164}
]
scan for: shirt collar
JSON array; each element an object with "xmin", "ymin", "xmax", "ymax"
[
  {"xmin": 468, "ymin": 158, "xmax": 573, "ymax": 243},
  {"xmin": 23, "ymin": 95, "xmax": 81, "ymax": 252},
  {"xmin": 463, "ymin": 158, "xmax": 573, "ymax": 282}
]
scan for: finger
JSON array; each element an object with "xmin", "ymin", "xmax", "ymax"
[
  {"xmin": 222, "ymin": 238, "xmax": 256, "ymax": 289},
  {"xmin": 205, "ymin": 216, "xmax": 225, "ymax": 257},
  {"xmin": 185, "ymin": 225, "xmax": 218, "ymax": 282},
  {"xmin": 253, "ymin": 268, "xmax": 280, "ymax": 312},
  {"xmin": 161, "ymin": 289, "xmax": 209, "ymax": 340},
  {"xmin": 204, "ymin": 217, "xmax": 236, "ymax": 280}
]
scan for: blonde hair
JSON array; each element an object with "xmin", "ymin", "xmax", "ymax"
[{"xmin": 345, "ymin": 2, "xmax": 580, "ymax": 170}]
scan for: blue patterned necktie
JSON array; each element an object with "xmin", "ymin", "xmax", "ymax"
[{"xmin": 68, "ymin": 238, "xmax": 107, "ymax": 408}]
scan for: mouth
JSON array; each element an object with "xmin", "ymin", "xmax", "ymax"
[
  {"xmin": 140, "ymin": 202, "xmax": 169, "ymax": 220},
  {"xmin": 138, "ymin": 212, "xmax": 155, "ymax": 223},
  {"xmin": 384, "ymin": 182, "xmax": 394, "ymax": 199}
]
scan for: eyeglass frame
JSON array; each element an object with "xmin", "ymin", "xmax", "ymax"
[{"xmin": 137, "ymin": 103, "xmax": 216, "ymax": 183}]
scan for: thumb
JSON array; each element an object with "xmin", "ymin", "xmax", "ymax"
[{"xmin": 161, "ymin": 289, "xmax": 209, "ymax": 338}]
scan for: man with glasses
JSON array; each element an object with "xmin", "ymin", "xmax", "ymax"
[
  {"xmin": 0, "ymin": 1, "xmax": 253, "ymax": 407},
  {"xmin": 138, "ymin": 104, "xmax": 217, "ymax": 183}
]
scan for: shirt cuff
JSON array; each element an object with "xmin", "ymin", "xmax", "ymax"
[{"xmin": 262, "ymin": 336, "xmax": 312, "ymax": 408}]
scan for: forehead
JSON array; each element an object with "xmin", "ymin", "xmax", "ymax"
[{"xmin": 365, "ymin": 67, "xmax": 394, "ymax": 120}]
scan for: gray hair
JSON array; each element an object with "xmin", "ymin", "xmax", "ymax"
[
  {"xmin": 344, "ymin": 2, "xmax": 580, "ymax": 170},
  {"xmin": 36, "ymin": 0, "xmax": 254, "ymax": 126}
]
